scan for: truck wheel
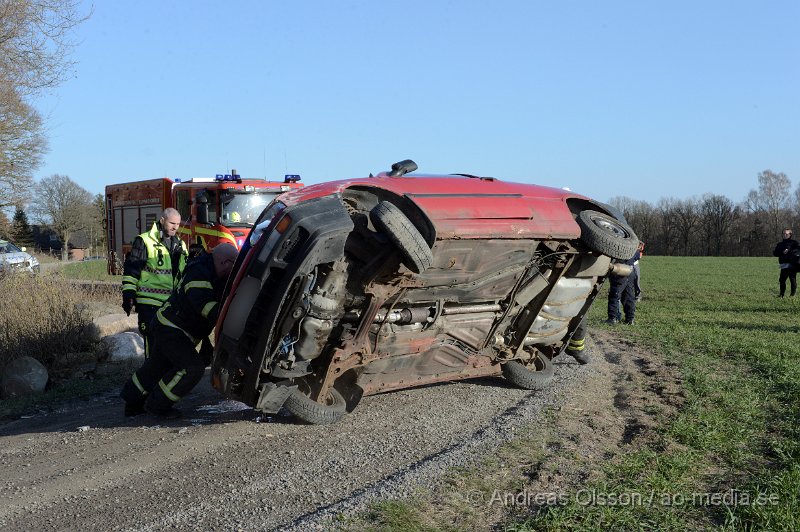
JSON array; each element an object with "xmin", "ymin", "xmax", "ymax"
[
  {"xmin": 285, "ymin": 387, "xmax": 347, "ymax": 425},
  {"xmin": 501, "ymin": 354, "xmax": 554, "ymax": 390},
  {"xmin": 369, "ymin": 201, "xmax": 433, "ymax": 274},
  {"xmin": 576, "ymin": 210, "xmax": 639, "ymax": 260}
]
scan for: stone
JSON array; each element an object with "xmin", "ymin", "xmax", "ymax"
[
  {"xmin": 1, "ymin": 356, "xmax": 49, "ymax": 399},
  {"xmin": 91, "ymin": 313, "xmax": 139, "ymax": 338},
  {"xmin": 104, "ymin": 332, "xmax": 145, "ymax": 362}
]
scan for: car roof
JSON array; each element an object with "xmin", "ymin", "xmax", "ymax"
[{"xmin": 278, "ymin": 174, "xmax": 587, "ymax": 239}]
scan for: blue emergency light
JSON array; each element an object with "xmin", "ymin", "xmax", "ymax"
[
  {"xmin": 215, "ymin": 173, "xmax": 242, "ymax": 182},
  {"xmin": 284, "ymin": 174, "xmax": 301, "ymax": 183}
]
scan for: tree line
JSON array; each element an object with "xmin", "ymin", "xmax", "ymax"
[{"xmin": 609, "ymin": 170, "xmax": 795, "ymax": 257}]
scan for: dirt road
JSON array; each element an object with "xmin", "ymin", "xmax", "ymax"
[{"xmin": 0, "ymin": 331, "xmax": 681, "ymax": 531}]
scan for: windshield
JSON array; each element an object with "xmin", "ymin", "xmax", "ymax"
[
  {"xmin": 220, "ymin": 191, "xmax": 281, "ymax": 227},
  {"xmin": 0, "ymin": 241, "xmax": 22, "ymax": 254}
]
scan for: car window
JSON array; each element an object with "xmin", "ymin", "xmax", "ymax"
[{"xmin": 0, "ymin": 241, "xmax": 21, "ymax": 253}]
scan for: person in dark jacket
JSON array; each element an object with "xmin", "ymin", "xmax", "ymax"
[
  {"xmin": 773, "ymin": 228, "xmax": 800, "ymax": 297},
  {"xmin": 606, "ymin": 249, "xmax": 640, "ymax": 325},
  {"xmin": 121, "ymin": 244, "xmax": 238, "ymax": 418},
  {"xmin": 122, "ymin": 208, "xmax": 188, "ymax": 356}
]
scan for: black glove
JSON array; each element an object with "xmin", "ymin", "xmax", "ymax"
[{"xmin": 122, "ymin": 293, "xmax": 135, "ymax": 316}]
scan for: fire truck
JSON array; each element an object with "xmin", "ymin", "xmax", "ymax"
[{"xmin": 105, "ymin": 171, "xmax": 303, "ymax": 274}]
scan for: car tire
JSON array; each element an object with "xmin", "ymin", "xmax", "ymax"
[
  {"xmin": 501, "ymin": 354, "xmax": 554, "ymax": 390},
  {"xmin": 369, "ymin": 201, "xmax": 433, "ymax": 274},
  {"xmin": 576, "ymin": 210, "xmax": 639, "ymax": 260},
  {"xmin": 284, "ymin": 387, "xmax": 347, "ymax": 425}
]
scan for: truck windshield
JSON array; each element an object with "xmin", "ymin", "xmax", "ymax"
[{"xmin": 220, "ymin": 191, "xmax": 281, "ymax": 227}]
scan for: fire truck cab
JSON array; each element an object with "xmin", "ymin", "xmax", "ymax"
[
  {"xmin": 105, "ymin": 171, "xmax": 303, "ymax": 274},
  {"xmin": 173, "ymin": 173, "xmax": 302, "ymax": 254}
]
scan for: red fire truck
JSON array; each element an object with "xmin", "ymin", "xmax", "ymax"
[{"xmin": 105, "ymin": 171, "xmax": 303, "ymax": 273}]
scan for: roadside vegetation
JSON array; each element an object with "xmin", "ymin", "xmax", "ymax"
[
  {"xmin": 0, "ymin": 271, "xmax": 98, "ymax": 369},
  {"xmin": 0, "ymin": 270, "xmax": 117, "ymax": 417},
  {"xmin": 348, "ymin": 256, "xmax": 799, "ymax": 530},
  {"xmin": 62, "ymin": 258, "xmax": 116, "ymax": 281}
]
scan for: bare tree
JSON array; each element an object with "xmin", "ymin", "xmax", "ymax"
[
  {"xmin": 609, "ymin": 196, "xmax": 657, "ymax": 246},
  {"xmin": 748, "ymin": 170, "xmax": 792, "ymax": 238},
  {"xmin": 0, "ymin": 208, "xmax": 10, "ymax": 239},
  {"xmin": 0, "ymin": 83, "xmax": 46, "ymax": 207},
  {"xmin": 0, "ymin": 0, "xmax": 90, "ymax": 95},
  {"xmin": 673, "ymin": 198, "xmax": 700, "ymax": 255},
  {"xmin": 656, "ymin": 198, "xmax": 680, "ymax": 255},
  {"xmin": 30, "ymin": 174, "xmax": 93, "ymax": 260},
  {"xmin": 0, "ymin": 0, "xmax": 90, "ymax": 206},
  {"xmin": 700, "ymin": 194, "xmax": 738, "ymax": 256}
]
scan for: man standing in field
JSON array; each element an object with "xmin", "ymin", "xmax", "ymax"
[
  {"xmin": 606, "ymin": 247, "xmax": 640, "ymax": 325},
  {"xmin": 122, "ymin": 208, "xmax": 188, "ymax": 355},
  {"xmin": 773, "ymin": 228, "xmax": 800, "ymax": 297}
]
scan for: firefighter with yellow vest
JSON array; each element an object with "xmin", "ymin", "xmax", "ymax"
[
  {"xmin": 122, "ymin": 208, "xmax": 188, "ymax": 355},
  {"xmin": 121, "ymin": 244, "xmax": 238, "ymax": 418}
]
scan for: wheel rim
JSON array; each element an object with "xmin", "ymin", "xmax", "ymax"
[{"xmin": 593, "ymin": 216, "xmax": 630, "ymax": 238}]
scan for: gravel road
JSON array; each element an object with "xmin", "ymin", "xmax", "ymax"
[{"xmin": 0, "ymin": 347, "xmax": 599, "ymax": 531}]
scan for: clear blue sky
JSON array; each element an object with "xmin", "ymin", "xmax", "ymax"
[{"xmin": 33, "ymin": 0, "xmax": 799, "ymax": 204}]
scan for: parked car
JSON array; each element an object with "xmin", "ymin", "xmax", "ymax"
[
  {"xmin": 0, "ymin": 240, "xmax": 40, "ymax": 274},
  {"xmin": 211, "ymin": 160, "xmax": 638, "ymax": 424}
]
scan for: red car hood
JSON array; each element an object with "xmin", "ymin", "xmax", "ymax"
[{"xmin": 277, "ymin": 174, "xmax": 586, "ymax": 239}]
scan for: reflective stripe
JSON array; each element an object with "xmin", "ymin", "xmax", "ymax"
[
  {"xmin": 568, "ymin": 338, "xmax": 585, "ymax": 351},
  {"xmin": 143, "ymin": 265, "xmax": 173, "ymax": 275},
  {"xmin": 193, "ymin": 226, "xmax": 238, "ymax": 246},
  {"xmin": 158, "ymin": 370, "xmax": 186, "ymax": 402},
  {"xmin": 138, "ymin": 286, "xmax": 172, "ymax": 295},
  {"xmin": 136, "ymin": 297, "xmax": 165, "ymax": 307},
  {"xmin": 184, "ymin": 280, "xmax": 213, "ymax": 292},
  {"xmin": 201, "ymin": 301, "xmax": 217, "ymax": 318},
  {"xmin": 157, "ymin": 310, "xmax": 199, "ymax": 344},
  {"xmin": 132, "ymin": 373, "xmax": 148, "ymax": 395}
]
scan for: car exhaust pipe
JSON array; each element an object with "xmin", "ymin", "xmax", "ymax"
[
  {"xmin": 372, "ymin": 303, "xmax": 502, "ymax": 325},
  {"xmin": 609, "ymin": 263, "xmax": 633, "ymax": 277}
]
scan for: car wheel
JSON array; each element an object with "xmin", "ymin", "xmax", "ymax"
[
  {"xmin": 501, "ymin": 353, "xmax": 554, "ymax": 390},
  {"xmin": 369, "ymin": 201, "xmax": 433, "ymax": 274},
  {"xmin": 284, "ymin": 386, "xmax": 347, "ymax": 425},
  {"xmin": 576, "ymin": 210, "xmax": 639, "ymax": 260}
]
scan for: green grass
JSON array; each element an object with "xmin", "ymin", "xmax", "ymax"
[
  {"xmin": 62, "ymin": 259, "xmax": 117, "ymax": 281},
  {"xmin": 347, "ymin": 257, "xmax": 800, "ymax": 531}
]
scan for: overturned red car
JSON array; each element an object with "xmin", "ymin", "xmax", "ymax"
[{"xmin": 211, "ymin": 160, "xmax": 638, "ymax": 423}]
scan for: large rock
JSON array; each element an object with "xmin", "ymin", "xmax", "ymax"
[
  {"xmin": 91, "ymin": 313, "xmax": 139, "ymax": 338},
  {"xmin": 1, "ymin": 356, "xmax": 49, "ymax": 399},
  {"xmin": 104, "ymin": 332, "xmax": 145, "ymax": 362}
]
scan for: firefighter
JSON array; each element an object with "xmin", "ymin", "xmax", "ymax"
[
  {"xmin": 121, "ymin": 208, "xmax": 188, "ymax": 356},
  {"xmin": 565, "ymin": 317, "xmax": 590, "ymax": 364},
  {"xmin": 121, "ymin": 244, "xmax": 238, "ymax": 418}
]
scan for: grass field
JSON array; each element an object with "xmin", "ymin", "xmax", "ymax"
[
  {"xmin": 348, "ymin": 256, "xmax": 800, "ymax": 530},
  {"xmin": 61, "ymin": 259, "xmax": 117, "ymax": 281}
]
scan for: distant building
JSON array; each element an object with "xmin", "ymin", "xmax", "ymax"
[{"xmin": 31, "ymin": 226, "xmax": 90, "ymax": 260}]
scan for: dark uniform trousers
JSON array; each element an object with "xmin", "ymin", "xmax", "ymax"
[
  {"xmin": 121, "ymin": 323, "xmax": 205, "ymax": 413},
  {"xmin": 136, "ymin": 304, "xmax": 158, "ymax": 358},
  {"xmin": 567, "ymin": 317, "xmax": 587, "ymax": 353},
  {"xmin": 607, "ymin": 272, "xmax": 637, "ymax": 322}
]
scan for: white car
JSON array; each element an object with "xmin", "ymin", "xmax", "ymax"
[{"xmin": 0, "ymin": 240, "xmax": 40, "ymax": 273}]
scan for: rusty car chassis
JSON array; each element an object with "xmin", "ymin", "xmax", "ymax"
[{"xmin": 211, "ymin": 160, "xmax": 638, "ymax": 424}]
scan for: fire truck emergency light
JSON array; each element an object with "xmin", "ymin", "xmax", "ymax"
[{"xmin": 215, "ymin": 173, "xmax": 242, "ymax": 182}]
